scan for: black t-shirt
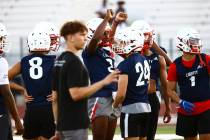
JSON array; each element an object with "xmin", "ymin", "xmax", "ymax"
[{"xmin": 53, "ymin": 51, "xmax": 89, "ymax": 131}]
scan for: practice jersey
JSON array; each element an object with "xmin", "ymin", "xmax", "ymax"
[
  {"xmin": 144, "ymin": 53, "xmax": 160, "ymax": 91},
  {"xmin": 0, "ymin": 57, "xmax": 9, "ymax": 114},
  {"xmin": 21, "ymin": 54, "xmax": 56, "ymax": 108},
  {"xmin": 117, "ymin": 53, "xmax": 151, "ymax": 114},
  {"xmin": 82, "ymin": 47, "xmax": 116, "ymax": 97},
  {"xmin": 168, "ymin": 54, "xmax": 210, "ymax": 115}
]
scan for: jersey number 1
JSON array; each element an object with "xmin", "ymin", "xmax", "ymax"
[
  {"xmin": 189, "ymin": 76, "xmax": 195, "ymax": 87},
  {"xmin": 29, "ymin": 57, "xmax": 43, "ymax": 79}
]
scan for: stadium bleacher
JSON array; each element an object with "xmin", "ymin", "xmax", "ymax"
[{"xmin": 0, "ymin": 0, "xmax": 210, "ymax": 63}]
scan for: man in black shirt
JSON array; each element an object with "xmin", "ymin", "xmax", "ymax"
[{"xmin": 52, "ymin": 21, "xmax": 119, "ymax": 140}]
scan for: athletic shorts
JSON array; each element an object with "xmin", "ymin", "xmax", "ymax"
[
  {"xmin": 176, "ymin": 109, "xmax": 210, "ymax": 137},
  {"xmin": 23, "ymin": 106, "xmax": 55, "ymax": 139},
  {"xmin": 0, "ymin": 113, "xmax": 13, "ymax": 140},
  {"xmin": 88, "ymin": 97, "xmax": 113, "ymax": 121},
  {"xmin": 120, "ymin": 112, "xmax": 150, "ymax": 138},
  {"xmin": 59, "ymin": 129, "xmax": 88, "ymax": 140}
]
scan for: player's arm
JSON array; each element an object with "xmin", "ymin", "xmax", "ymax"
[
  {"xmin": 167, "ymin": 81, "xmax": 180, "ymax": 103},
  {"xmin": 86, "ymin": 9, "xmax": 113, "ymax": 55},
  {"xmin": 159, "ymin": 56, "xmax": 171, "ymax": 123},
  {"xmin": 159, "ymin": 56, "xmax": 171, "ymax": 109},
  {"xmin": 8, "ymin": 62, "xmax": 25, "ymax": 95},
  {"xmin": 166, "ymin": 63, "xmax": 180, "ymax": 103},
  {"xmin": 113, "ymin": 74, "xmax": 128, "ymax": 108},
  {"xmin": 0, "ymin": 84, "xmax": 24, "ymax": 135},
  {"xmin": 10, "ymin": 82, "xmax": 25, "ymax": 95},
  {"xmin": 8, "ymin": 62, "xmax": 21, "ymax": 80},
  {"xmin": 52, "ymin": 90, "xmax": 58, "ymax": 122},
  {"xmin": 152, "ymin": 42, "xmax": 172, "ymax": 66},
  {"xmin": 109, "ymin": 12, "xmax": 127, "ymax": 43},
  {"xmin": 69, "ymin": 71, "xmax": 119, "ymax": 101},
  {"xmin": 9, "ymin": 62, "xmax": 33, "ymax": 102}
]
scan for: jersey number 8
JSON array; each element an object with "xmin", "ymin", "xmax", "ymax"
[{"xmin": 29, "ymin": 57, "xmax": 43, "ymax": 79}]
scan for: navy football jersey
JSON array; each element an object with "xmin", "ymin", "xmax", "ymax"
[
  {"xmin": 145, "ymin": 53, "xmax": 160, "ymax": 90},
  {"xmin": 21, "ymin": 54, "xmax": 56, "ymax": 107},
  {"xmin": 117, "ymin": 53, "xmax": 150, "ymax": 106},
  {"xmin": 174, "ymin": 54, "xmax": 210, "ymax": 102},
  {"xmin": 82, "ymin": 47, "xmax": 116, "ymax": 97}
]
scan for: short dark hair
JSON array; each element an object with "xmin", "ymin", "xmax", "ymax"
[{"xmin": 60, "ymin": 21, "xmax": 88, "ymax": 40}]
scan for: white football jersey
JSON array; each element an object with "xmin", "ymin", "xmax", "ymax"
[{"xmin": 0, "ymin": 57, "xmax": 9, "ymax": 85}]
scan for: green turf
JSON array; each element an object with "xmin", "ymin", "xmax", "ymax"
[
  {"xmin": 89, "ymin": 125, "xmax": 177, "ymax": 135},
  {"xmin": 156, "ymin": 125, "xmax": 176, "ymax": 134}
]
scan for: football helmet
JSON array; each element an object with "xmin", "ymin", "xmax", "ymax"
[
  {"xmin": 86, "ymin": 18, "xmax": 111, "ymax": 41},
  {"xmin": 176, "ymin": 27, "xmax": 202, "ymax": 54},
  {"xmin": 131, "ymin": 20, "xmax": 155, "ymax": 49},
  {"xmin": 33, "ymin": 21, "xmax": 60, "ymax": 51},
  {"xmin": 0, "ymin": 23, "xmax": 10, "ymax": 54},
  {"xmin": 27, "ymin": 30, "xmax": 51, "ymax": 52},
  {"xmin": 113, "ymin": 27, "xmax": 144, "ymax": 55}
]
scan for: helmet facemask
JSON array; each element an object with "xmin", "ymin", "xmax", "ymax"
[
  {"xmin": 113, "ymin": 28, "xmax": 144, "ymax": 57},
  {"xmin": 0, "ymin": 36, "xmax": 10, "ymax": 54},
  {"xmin": 49, "ymin": 34, "xmax": 60, "ymax": 51},
  {"xmin": 143, "ymin": 31, "xmax": 154, "ymax": 50}
]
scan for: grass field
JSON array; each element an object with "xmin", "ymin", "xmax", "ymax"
[{"xmin": 88, "ymin": 125, "xmax": 177, "ymax": 134}]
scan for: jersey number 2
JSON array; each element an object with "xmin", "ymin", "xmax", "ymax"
[
  {"xmin": 135, "ymin": 60, "xmax": 150, "ymax": 86},
  {"xmin": 29, "ymin": 57, "xmax": 43, "ymax": 79}
]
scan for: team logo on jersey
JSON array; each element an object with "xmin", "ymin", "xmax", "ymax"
[
  {"xmin": 54, "ymin": 60, "xmax": 66, "ymax": 67},
  {"xmin": 186, "ymin": 70, "xmax": 198, "ymax": 77}
]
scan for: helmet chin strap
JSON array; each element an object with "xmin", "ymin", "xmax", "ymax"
[{"xmin": 141, "ymin": 43, "xmax": 150, "ymax": 55}]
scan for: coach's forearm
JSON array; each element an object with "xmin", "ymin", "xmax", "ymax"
[{"xmin": 69, "ymin": 80, "xmax": 106, "ymax": 101}]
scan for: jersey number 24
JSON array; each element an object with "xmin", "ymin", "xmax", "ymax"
[{"xmin": 135, "ymin": 60, "xmax": 150, "ymax": 86}]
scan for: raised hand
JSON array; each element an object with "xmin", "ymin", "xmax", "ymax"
[
  {"xmin": 115, "ymin": 12, "xmax": 128, "ymax": 23},
  {"xmin": 105, "ymin": 9, "xmax": 114, "ymax": 21}
]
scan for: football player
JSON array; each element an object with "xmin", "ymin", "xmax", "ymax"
[
  {"xmin": 167, "ymin": 28, "xmax": 210, "ymax": 140},
  {"xmin": 131, "ymin": 20, "xmax": 171, "ymax": 140},
  {"xmin": 112, "ymin": 27, "xmax": 151, "ymax": 140},
  {"xmin": 82, "ymin": 9, "xmax": 127, "ymax": 140},
  {"xmin": 9, "ymin": 23, "xmax": 59, "ymax": 140},
  {"xmin": 0, "ymin": 23, "xmax": 24, "ymax": 140}
]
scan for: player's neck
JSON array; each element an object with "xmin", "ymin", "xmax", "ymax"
[
  {"xmin": 182, "ymin": 53, "xmax": 196, "ymax": 61},
  {"xmin": 66, "ymin": 45, "xmax": 78, "ymax": 54},
  {"xmin": 143, "ymin": 49, "xmax": 152, "ymax": 56}
]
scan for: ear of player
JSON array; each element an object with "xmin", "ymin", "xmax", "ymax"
[{"xmin": 28, "ymin": 21, "xmax": 60, "ymax": 53}]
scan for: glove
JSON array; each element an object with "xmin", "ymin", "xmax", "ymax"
[
  {"xmin": 179, "ymin": 100, "xmax": 195, "ymax": 113},
  {"xmin": 110, "ymin": 104, "xmax": 121, "ymax": 119}
]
